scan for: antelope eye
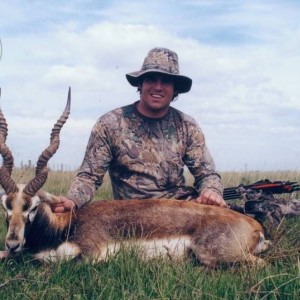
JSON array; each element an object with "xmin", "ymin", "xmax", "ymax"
[
  {"xmin": 3, "ymin": 200, "xmax": 12, "ymax": 211},
  {"xmin": 27, "ymin": 205, "xmax": 39, "ymax": 223},
  {"xmin": 30, "ymin": 206, "xmax": 38, "ymax": 213}
]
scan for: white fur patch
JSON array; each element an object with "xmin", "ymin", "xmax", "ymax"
[
  {"xmin": 91, "ymin": 236, "xmax": 192, "ymax": 262},
  {"xmin": 34, "ymin": 242, "xmax": 81, "ymax": 263},
  {"xmin": 254, "ymin": 232, "xmax": 271, "ymax": 254}
]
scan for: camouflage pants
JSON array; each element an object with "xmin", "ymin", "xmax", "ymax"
[{"xmin": 230, "ymin": 197, "xmax": 300, "ymax": 237}]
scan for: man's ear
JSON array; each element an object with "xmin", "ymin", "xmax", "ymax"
[
  {"xmin": 171, "ymin": 89, "xmax": 179, "ymax": 102},
  {"xmin": 137, "ymin": 81, "xmax": 142, "ymax": 92}
]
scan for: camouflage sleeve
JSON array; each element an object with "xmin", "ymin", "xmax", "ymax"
[
  {"xmin": 183, "ymin": 121, "xmax": 223, "ymax": 197},
  {"xmin": 193, "ymin": 146, "xmax": 224, "ymax": 197},
  {"xmin": 67, "ymin": 119, "xmax": 112, "ymax": 208}
]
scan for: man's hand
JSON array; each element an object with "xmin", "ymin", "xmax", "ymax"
[
  {"xmin": 196, "ymin": 188, "xmax": 227, "ymax": 207},
  {"xmin": 0, "ymin": 250, "xmax": 9, "ymax": 260},
  {"xmin": 51, "ymin": 196, "xmax": 76, "ymax": 213}
]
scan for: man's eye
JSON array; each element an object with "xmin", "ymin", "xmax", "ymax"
[{"xmin": 162, "ymin": 79, "xmax": 172, "ymax": 85}]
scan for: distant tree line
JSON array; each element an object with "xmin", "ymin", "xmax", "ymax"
[{"xmin": 19, "ymin": 160, "xmax": 77, "ymax": 172}]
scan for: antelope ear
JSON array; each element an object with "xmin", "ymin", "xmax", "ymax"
[{"xmin": 37, "ymin": 190, "xmax": 62, "ymax": 204}]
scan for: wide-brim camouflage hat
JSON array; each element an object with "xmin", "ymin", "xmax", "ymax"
[{"xmin": 126, "ymin": 47, "xmax": 192, "ymax": 94}]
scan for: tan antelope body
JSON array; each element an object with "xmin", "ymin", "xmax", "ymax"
[
  {"xmin": 2, "ymin": 189, "xmax": 269, "ymax": 266},
  {"xmin": 0, "ymin": 88, "xmax": 270, "ymax": 266}
]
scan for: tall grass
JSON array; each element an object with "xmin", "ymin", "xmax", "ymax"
[{"xmin": 0, "ymin": 169, "xmax": 299, "ymax": 299}]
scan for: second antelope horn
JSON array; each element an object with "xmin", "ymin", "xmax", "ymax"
[{"xmin": 23, "ymin": 88, "xmax": 71, "ymax": 196}]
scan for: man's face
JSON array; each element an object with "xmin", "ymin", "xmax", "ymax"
[{"xmin": 138, "ymin": 73, "xmax": 175, "ymax": 118}]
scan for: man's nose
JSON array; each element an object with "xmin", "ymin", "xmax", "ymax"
[{"xmin": 153, "ymin": 79, "xmax": 163, "ymax": 89}]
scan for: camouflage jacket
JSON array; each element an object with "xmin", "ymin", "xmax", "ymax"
[{"xmin": 68, "ymin": 102, "xmax": 223, "ymax": 207}]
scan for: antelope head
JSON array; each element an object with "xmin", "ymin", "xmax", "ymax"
[{"xmin": 0, "ymin": 88, "xmax": 71, "ymax": 254}]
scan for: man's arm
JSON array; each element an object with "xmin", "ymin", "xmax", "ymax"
[
  {"xmin": 183, "ymin": 120, "xmax": 225, "ymax": 207},
  {"xmin": 193, "ymin": 147, "xmax": 226, "ymax": 207},
  {"xmin": 52, "ymin": 118, "xmax": 112, "ymax": 212}
]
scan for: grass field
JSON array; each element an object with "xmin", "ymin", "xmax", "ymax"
[{"xmin": 0, "ymin": 169, "xmax": 299, "ymax": 299}]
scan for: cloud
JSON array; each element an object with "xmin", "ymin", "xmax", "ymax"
[{"xmin": 1, "ymin": 0, "xmax": 300, "ymax": 171}]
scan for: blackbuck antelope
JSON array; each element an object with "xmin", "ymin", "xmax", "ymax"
[{"xmin": 0, "ymin": 89, "xmax": 270, "ymax": 266}]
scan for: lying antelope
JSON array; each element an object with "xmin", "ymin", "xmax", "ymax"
[{"xmin": 0, "ymin": 89, "xmax": 270, "ymax": 266}]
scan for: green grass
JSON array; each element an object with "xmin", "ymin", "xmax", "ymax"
[{"xmin": 0, "ymin": 170, "xmax": 299, "ymax": 299}]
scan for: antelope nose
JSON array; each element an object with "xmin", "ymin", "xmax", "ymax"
[{"xmin": 6, "ymin": 241, "xmax": 21, "ymax": 253}]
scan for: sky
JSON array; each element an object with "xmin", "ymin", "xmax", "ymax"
[{"xmin": 0, "ymin": 0, "xmax": 300, "ymax": 172}]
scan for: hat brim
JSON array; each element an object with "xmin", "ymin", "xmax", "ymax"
[{"xmin": 126, "ymin": 69, "xmax": 192, "ymax": 94}]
